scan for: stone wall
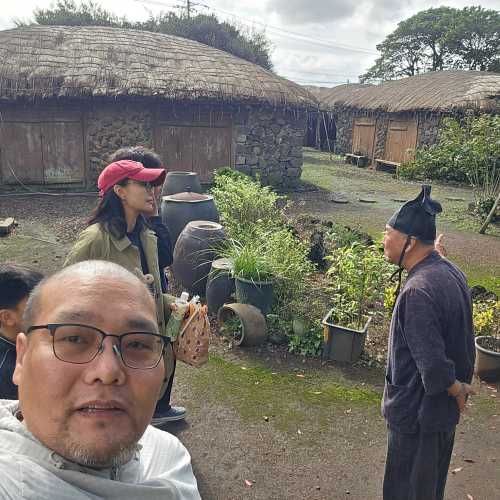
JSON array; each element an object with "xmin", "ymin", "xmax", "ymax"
[
  {"xmin": 233, "ymin": 106, "xmax": 307, "ymax": 189},
  {"xmin": 334, "ymin": 108, "xmax": 445, "ymax": 160},
  {"xmin": 86, "ymin": 103, "xmax": 154, "ymax": 183}
]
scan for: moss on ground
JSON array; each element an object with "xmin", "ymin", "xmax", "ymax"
[{"xmin": 187, "ymin": 355, "xmax": 381, "ymax": 439}]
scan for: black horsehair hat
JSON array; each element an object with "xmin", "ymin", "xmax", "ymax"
[{"xmin": 388, "ymin": 185, "xmax": 443, "ymax": 244}]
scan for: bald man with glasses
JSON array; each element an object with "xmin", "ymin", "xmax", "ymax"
[{"xmin": 0, "ymin": 260, "xmax": 200, "ymax": 499}]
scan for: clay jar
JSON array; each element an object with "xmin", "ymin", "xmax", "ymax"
[
  {"xmin": 172, "ymin": 220, "xmax": 226, "ymax": 296},
  {"xmin": 162, "ymin": 171, "xmax": 202, "ymax": 196},
  {"xmin": 161, "ymin": 191, "xmax": 219, "ymax": 246},
  {"xmin": 206, "ymin": 258, "xmax": 235, "ymax": 314}
]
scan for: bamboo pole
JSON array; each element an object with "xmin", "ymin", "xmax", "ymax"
[{"xmin": 479, "ymin": 191, "xmax": 500, "ymax": 234}]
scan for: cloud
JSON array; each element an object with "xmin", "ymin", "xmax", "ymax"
[{"xmin": 266, "ymin": 0, "xmax": 357, "ymax": 25}]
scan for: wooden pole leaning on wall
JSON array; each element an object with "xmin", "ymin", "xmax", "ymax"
[
  {"xmin": 479, "ymin": 191, "xmax": 500, "ymax": 234},
  {"xmin": 322, "ymin": 112, "xmax": 332, "ymax": 159}
]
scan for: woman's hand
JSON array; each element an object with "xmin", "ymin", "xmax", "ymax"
[{"xmin": 435, "ymin": 233, "xmax": 447, "ymax": 257}]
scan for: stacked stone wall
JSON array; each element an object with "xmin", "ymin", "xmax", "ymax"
[{"xmin": 233, "ymin": 106, "xmax": 307, "ymax": 188}]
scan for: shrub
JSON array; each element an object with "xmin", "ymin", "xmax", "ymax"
[
  {"xmin": 399, "ymin": 115, "xmax": 500, "ymax": 187},
  {"xmin": 211, "ymin": 171, "xmax": 286, "ymax": 243},
  {"xmin": 326, "ymin": 243, "xmax": 393, "ymax": 329},
  {"xmin": 473, "ymin": 300, "xmax": 500, "ymax": 337}
]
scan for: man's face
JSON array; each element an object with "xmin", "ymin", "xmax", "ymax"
[
  {"xmin": 382, "ymin": 225, "xmax": 409, "ymax": 265},
  {"xmin": 13, "ymin": 276, "xmax": 165, "ymax": 468}
]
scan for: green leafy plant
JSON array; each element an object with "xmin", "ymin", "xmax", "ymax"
[
  {"xmin": 473, "ymin": 299, "xmax": 500, "ymax": 337},
  {"xmin": 326, "ymin": 243, "xmax": 393, "ymax": 330}
]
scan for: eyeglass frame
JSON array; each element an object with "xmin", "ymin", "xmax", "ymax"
[
  {"xmin": 127, "ymin": 179, "xmax": 155, "ymax": 191},
  {"xmin": 26, "ymin": 323, "xmax": 170, "ymax": 370}
]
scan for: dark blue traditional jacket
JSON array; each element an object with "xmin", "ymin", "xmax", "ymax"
[
  {"xmin": 382, "ymin": 251, "xmax": 475, "ymax": 433},
  {"xmin": 0, "ymin": 335, "xmax": 17, "ymax": 400}
]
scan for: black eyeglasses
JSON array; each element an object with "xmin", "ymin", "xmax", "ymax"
[
  {"xmin": 129, "ymin": 180, "xmax": 155, "ymax": 191},
  {"xmin": 27, "ymin": 323, "xmax": 168, "ymax": 370}
]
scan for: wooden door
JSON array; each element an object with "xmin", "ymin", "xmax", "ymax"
[
  {"xmin": 352, "ymin": 118, "xmax": 376, "ymax": 159},
  {"xmin": 42, "ymin": 122, "xmax": 85, "ymax": 183},
  {"xmin": 192, "ymin": 127, "xmax": 232, "ymax": 182},
  {"xmin": 155, "ymin": 125, "xmax": 232, "ymax": 182},
  {"xmin": 384, "ymin": 119, "xmax": 418, "ymax": 164},
  {"xmin": 154, "ymin": 126, "xmax": 194, "ymax": 172},
  {"xmin": 0, "ymin": 123, "xmax": 44, "ymax": 184}
]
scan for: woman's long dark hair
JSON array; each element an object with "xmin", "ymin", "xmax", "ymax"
[{"xmin": 88, "ymin": 179, "xmax": 145, "ymax": 239}]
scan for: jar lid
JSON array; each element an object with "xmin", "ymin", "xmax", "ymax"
[{"xmin": 163, "ymin": 192, "xmax": 212, "ymax": 202}]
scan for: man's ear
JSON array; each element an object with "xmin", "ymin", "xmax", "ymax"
[
  {"xmin": 405, "ymin": 237, "xmax": 418, "ymax": 254},
  {"xmin": 12, "ymin": 333, "xmax": 29, "ymax": 386},
  {"xmin": 0, "ymin": 308, "xmax": 15, "ymax": 328}
]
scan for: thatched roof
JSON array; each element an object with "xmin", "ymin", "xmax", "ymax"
[
  {"xmin": 302, "ymin": 85, "xmax": 330, "ymax": 102},
  {"xmin": 321, "ymin": 71, "xmax": 500, "ymax": 113},
  {"xmin": 0, "ymin": 26, "xmax": 316, "ymax": 109}
]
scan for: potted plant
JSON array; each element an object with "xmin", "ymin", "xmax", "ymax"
[
  {"xmin": 323, "ymin": 242, "xmax": 392, "ymax": 362},
  {"xmin": 474, "ymin": 299, "xmax": 500, "ymax": 382},
  {"xmin": 219, "ymin": 238, "xmax": 275, "ymax": 314}
]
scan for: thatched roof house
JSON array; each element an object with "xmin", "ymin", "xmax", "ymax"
[
  {"xmin": 321, "ymin": 71, "xmax": 500, "ymax": 168},
  {"xmin": 0, "ymin": 25, "xmax": 316, "ymax": 188}
]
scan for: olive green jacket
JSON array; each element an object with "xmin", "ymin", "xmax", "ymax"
[{"xmin": 64, "ymin": 223, "xmax": 175, "ymax": 335}]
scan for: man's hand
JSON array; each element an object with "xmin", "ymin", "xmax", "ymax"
[
  {"xmin": 435, "ymin": 233, "xmax": 447, "ymax": 257},
  {"xmin": 448, "ymin": 381, "xmax": 476, "ymax": 412}
]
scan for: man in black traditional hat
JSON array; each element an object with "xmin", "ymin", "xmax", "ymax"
[{"xmin": 381, "ymin": 185, "xmax": 475, "ymax": 500}]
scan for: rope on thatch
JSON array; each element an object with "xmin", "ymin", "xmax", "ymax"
[
  {"xmin": 0, "ymin": 25, "xmax": 317, "ymax": 109},
  {"xmin": 321, "ymin": 71, "xmax": 500, "ymax": 113}
]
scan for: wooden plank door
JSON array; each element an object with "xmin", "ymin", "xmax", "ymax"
[
  {"xmin": 42, "ymin": 122, "xmax": 85, "ymax": 183},
  {"xmin": 352, "ymin": 118, "xmax": 376, "ymax": 159},
  {"xmin": 384, "ymin": 119, "xmax": 418, "ymax": 164},
  {"xmin": 0, "ymin": 123, "xmax": 44, "ymax": 184},
  {"xmin": 154, "ymin": 126, "xmax": 194, "ymax": 172},
  {"xmin": 191, "ymin": 127, "xmax": 232, "ymax": 182}
]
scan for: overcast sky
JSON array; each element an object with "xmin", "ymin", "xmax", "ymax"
[{"xmin": 1, "ymin": 0, "xmax": 499, "ymax": 86}]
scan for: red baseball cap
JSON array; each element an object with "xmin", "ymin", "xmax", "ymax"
[{"xmin": 97, "ymin": 160, "xmax": 166, "ymax": 197}]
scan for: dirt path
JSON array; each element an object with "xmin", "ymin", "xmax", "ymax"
[{"xmin": 1, "ymin": 192, "xmax": 499, "ymax": 499}]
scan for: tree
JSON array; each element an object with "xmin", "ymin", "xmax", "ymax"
[
  {"xmin": 14, "ymin": 0, "xmax": 273, "ymax": 70},
  {"xmin": 360, "ymin": 6, "xmax": 499, "ymax": 82}
]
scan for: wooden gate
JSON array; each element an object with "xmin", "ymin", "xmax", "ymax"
[
  {"xmin": 352, "ymin": 117, "xmax": 376, "ymax": 159},
  {"xmin": 384, "ymin": 118, "xmax": 418, "ymax": 164},
  {"xmin": 154, "ymin": 125, "xmax": 232, "ymax": 183},
  {"xmin": 0, "ymin": 114, "xmax": 85, "ymax": 185}
]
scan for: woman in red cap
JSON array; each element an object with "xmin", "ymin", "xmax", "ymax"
[{"xmin": 64, "ymin": 160, "xmax": 178, "ymax": 418}]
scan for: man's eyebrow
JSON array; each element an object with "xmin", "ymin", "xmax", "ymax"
[
  {"xmin": 124, "ymin": 318, "xmax": 159, "ymax": 333},
  {"xmin": 52, "ymin": 310, "xmax": 99, "ymax": 323}
]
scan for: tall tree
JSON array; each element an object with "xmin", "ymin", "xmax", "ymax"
[
  {"xmin": 14, "ymin": 0, "xmax": 273, "ymax": 70},
  {"xmin": 360, "ymin": 6, "xmax": 499, "ymax": 82}
]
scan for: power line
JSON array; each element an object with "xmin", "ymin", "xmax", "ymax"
[{"xmin": 133, "ymin": 0, "xmax": 378, "ymax": 55}]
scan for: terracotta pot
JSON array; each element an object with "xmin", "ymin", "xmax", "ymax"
[
  {"xmin": 161, "ymin": 191, "xmax": 219, "ymax": 246},
  {"xmin": 206, "ymin": 258, "xmax": 235, "ymax": 314},
  {"xmin": 475, "ymin": 336, "xmax": 500, "ymax": 382},
  {"xmin": 162, "ymin": 172, "xmax": 202, "ymax": 196},
  {"xmin": 172, "ymin": 220, "xmax": 225, "ymax": 296},
  {"xmin": 218, "ymin": 303, "xmax": 268, "ymax": 346}
]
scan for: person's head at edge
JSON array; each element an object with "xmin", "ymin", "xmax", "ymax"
[
  {"xmin": 13, "ymin": 260, "xmax": 166, "ymax": 469},
  {"xmin": 89, "ymin": 159, "xmax": 165, "ymax": 238},
  {"xmin": 382, "ymin": 185, "xmax": 442, "ymax": 271},
  {"xmin": 109, "ymin": 146, "xmax": 164, "ymax": 217},
  {"xmin": 0, "ymin": 264, "xmax": 43, "ymax": 343}
]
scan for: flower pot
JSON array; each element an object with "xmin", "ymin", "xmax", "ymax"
[
  {"xmin": 235, "ymin": 277, "xmax": 274, "ymax": 315},
  {"xmin": 172, "ymin": 221, "xmax": 225, "ymax": 296},
  {"xmin": 321, "ymin": 309, "xmax": 372, "ymax": 363},
  {"xmin": 206, "ymin": 258, "xmax": 235, "ymax": 314},
  {"xmin": 475, "ymin": 336, "xmax": 500, "ymax": 382},
  {"xmin": 217, "ymin": 303, "xmax": 268, "ymax": 346}
]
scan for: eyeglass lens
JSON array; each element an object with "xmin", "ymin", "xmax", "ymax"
[{"xmin": 52, "ymin": 324, "xmax": 163, "ymax": 369}]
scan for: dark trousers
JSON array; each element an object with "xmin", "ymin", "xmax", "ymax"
[
  {"xmin": 154, "ymin": 358, "xmax": 176, "ymax": 416},
  {"xmin": 383, "ymin": 427, "xmax": 455, "ymax": 500}
]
